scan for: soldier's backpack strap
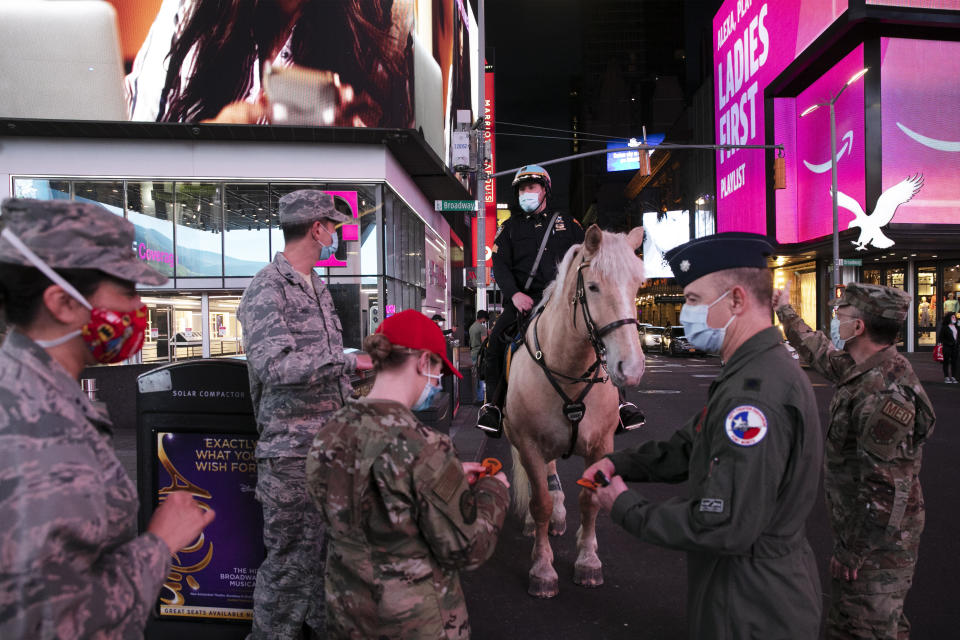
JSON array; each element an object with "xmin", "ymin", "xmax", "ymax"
[{"xmin": 523, "ymin": 211, "xmax": 561, "ymax": 292}]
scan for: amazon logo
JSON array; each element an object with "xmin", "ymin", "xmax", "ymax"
[{"xmin": 897, "ymin": 122, "xmax": 960, "ymax": 152}]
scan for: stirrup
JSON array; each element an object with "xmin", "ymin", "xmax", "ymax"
[
  {"xmin": 617, "ymin": 402, "xmax": 646, "ymax": 432},
  {"xmin": 476, "ymin": 404, "xmax": 503, "ymax": 437}
]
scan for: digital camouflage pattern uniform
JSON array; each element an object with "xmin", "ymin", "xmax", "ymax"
[
  {"xmin": 305, "ymin": 399, "xmax": 509, "ymax": 639},
  {"xmin": 778, "ymin": 283, "xmax": 935, "ymax": 640},
  {"xmin": 236, "ymin": 190, "xmax": 354, "ymax": 639},
  {"xmin": 607, "ymin": 326, "xmax": 824, "ymax": 640},
  {"xmin": 0, "ymin": 198, "xmax": 171, "ymax": 638}
]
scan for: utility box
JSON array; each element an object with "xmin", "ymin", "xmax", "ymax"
[{"xmin": 136, "ymin": 359, "xmax": 259, "ymax": 639}]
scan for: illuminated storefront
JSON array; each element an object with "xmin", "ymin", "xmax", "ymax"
[{"xmin": 712, "ymin": 0, "xmax": 960, "ymax": 350}]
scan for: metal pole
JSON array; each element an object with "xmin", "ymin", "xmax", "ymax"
[
  {"xmin": 830, "ymin": 100, "xmax": 840, "ymax": 289},
  {"xmin": 474, "ymin": 0, "xmax": 487, "ymax": 312}
]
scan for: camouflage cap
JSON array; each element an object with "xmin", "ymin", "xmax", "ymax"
[
  {"xmin": 830, "ymin": 282, "xmax": 910, "ymax": 321},
  {"xmin": 278, "ymin": 190, "xmax": 351, "ymax": 226},
  {"xmin": 0, "ymin": 198, "xmax": 167, "ymax": 286}
]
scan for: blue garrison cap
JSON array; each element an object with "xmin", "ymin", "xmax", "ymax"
[{"xmin": 664, "ymin": 232, "xmax": 773, "ymax": 287}]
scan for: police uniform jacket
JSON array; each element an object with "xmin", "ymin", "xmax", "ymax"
[
  {"xmin": 305, "ymin": 399, "xmax": 509, "ymax": 639},
  {"xmin": 607, "ymin": 327, "xmax": 823, "ymax": 640},
  {"xmin": 237, "ymin": 252, "xmax": 356, "ymax": 458},
  {"xmin": 0, "ymin": 331, "xmax": 170, "ymax": 639},
  {"xmin": 492, "ymin": 208, "xmax": 584, "ymax": 305},
  {"xmin": 779, "ymin": 306, "xmax": 935, "ymax": 584}
]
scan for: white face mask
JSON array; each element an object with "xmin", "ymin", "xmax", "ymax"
[
  {"xmin": 679, "ymin": 290, "xmax": 734, "ymax": 354},
  {"xmin": 518, "ymin": 192, "xmax": 541, "ymax": 213}
]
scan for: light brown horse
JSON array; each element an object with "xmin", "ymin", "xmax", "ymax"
[{"xmin": 505, "ymin": 224, "xmax": 646, "ymax": 598}]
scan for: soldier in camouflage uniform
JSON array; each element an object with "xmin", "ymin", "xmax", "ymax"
[
  {"xmin": 0, "ymin": 199, "xmax": 213, "ymax": 638},
  {"xmin": 776, "ymin": 282, "xmax": 935, "ymax": 639},
  {"xmin": 306, "ymin": 309, "xmax": 509, "ymax": 639},
  {"xmin": 237, "ymin": 189, "xmax": 372, "ymax": 639}
]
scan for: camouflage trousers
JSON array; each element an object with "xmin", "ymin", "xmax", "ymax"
[
  {"xmin": 249, "ymin": 456, "xmax": 326, "ymax": 640},
  {"xmin": 827, "ymin": 573, "xmax": 913, "ymax": 640}
]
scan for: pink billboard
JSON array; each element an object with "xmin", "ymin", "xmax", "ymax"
[
  {"xmin": 880, "ymin": 38, "xmax": 960, "ymax": 225},
  {"xmin": 776, "ymin": 45, "xmax": 866, "ymax": 244},
  {"xmin": 713, "ymin": 0, "xmax": 849, "ymax": 233},
  {"xmin": 866, "ymin": 0, "xmax": 960, "ymax": 8}
]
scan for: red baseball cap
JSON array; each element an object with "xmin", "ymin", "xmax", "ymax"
[{"xmin": 375, "ymin": 309, "xmax": 462, "ymax": 378}]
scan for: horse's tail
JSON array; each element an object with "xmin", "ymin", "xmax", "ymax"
[{"xmin": 511, "ymin": 444, "xmax": 531, "ymax": 519}]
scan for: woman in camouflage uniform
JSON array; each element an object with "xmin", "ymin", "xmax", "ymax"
[{"xmin": 306, "ymin": 309, "xmax": 510, "ymax": 639}]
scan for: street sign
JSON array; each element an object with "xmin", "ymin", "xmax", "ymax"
[
  {"xmin": 435, "ymin": 199, "xmax": 478, "ymax": 212},
  {"xmin": 840, "ymin": 258, "xmax": 862, "ymax": 266}
]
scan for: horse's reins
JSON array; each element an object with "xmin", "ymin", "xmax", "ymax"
[{"xmin": 525, "ymin": 257, "xmax": 639, "ymax": 458}]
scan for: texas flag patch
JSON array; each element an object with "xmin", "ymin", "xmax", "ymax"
[{"xmin": 724, "ymin": 405, "xmax": 768, "ymax": 446}]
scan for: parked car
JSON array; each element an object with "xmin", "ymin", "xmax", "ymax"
[
  {"xmin": 661, "ymin": 326, "xmax": 701, "ymax": 356},
  {"xmin": 640, "ymin": 325, "xmax": 665, "ymax": 352}
]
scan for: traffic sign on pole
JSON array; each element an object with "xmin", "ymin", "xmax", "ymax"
[
  {"xmin": 840, "ymin": 258, "xmax": 862, "ymax": 266},
  {"xmin": 434, "ymin": 200, "xmax": 479, "ymax": 212}
]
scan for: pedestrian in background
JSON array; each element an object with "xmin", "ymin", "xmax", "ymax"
[
  {"xmin": 776, "ymin": 282, "xmax": 935, "ymax": 640},
  {"xmin": 306, "ymin": 309, "xmax": 509, "ymax": 639},
  {"xmin": 938, "ymin": 310, "xmax": 958, "ymax": 383},
  {"xmin": 584, "ymin": 233, "xmax": 824, "ymax": 639},
  {"xmin": 0, "ymin": 199, "xmax": 214, "ymax": 638},
  {"xmin": 237, "ymin": 190, "xmax": 373, "ymax": 639},
  {"xmin": 468, "ymin": 309, "xmax": 489, "ymax": 403}
]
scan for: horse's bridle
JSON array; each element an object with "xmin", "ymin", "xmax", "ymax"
[{"xmin": 525, "ymin": 257, "xmax": 639, "ymax": 458}]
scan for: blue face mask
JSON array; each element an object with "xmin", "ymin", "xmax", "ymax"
[
  {"xmin": 518, "ymin": 192, "xmax": 541, "ymax": 213},
  {"xmin": 830, "ymin": 317, "xmax": 856, "ymax": 350},
  {"xmin": 679, "ymin": 290, "xmax": 735, "ymax": 354},
  {"xmin": 412, "ymin": 370, "xmax": 442, "ymax": 411},
  {"xmin": 319, "ymin": 225, "xmax": 339, "ymax": 261}
]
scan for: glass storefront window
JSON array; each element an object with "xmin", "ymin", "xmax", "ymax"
[
  {"xmin": 943, "ymin": 263, "xmax": 960, "ymax": 317},
  {"xmin": 224, "ymin": 184, "xmax": 271, "ymax": 276},
  {"xmin": 916, "ymin": 265, "xmax": 937, "ymax": 347},
  {"xmin": 209, "ymin": 296, "xmax": 243, "ymax": 357},
  {"xmin": 128, "ymin": 181, "xmax": 175, "ymax": 279},
  {"xmin": 74, "ymin": 180, "xmax": 124, "ymax": 216},
  {"xmin": 12, "ymin": 178, "xmax": 70, "ymax": 200},
  {"xmin": 175, "ymin": 182, "xmax": 222, "ymax": 278}
]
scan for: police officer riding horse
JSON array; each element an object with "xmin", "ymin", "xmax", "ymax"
[{"xmin": 476, "ymin": 164, "xmax": 646, "ymax": 436}]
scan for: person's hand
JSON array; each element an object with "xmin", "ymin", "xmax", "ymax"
[
  {"xmin": 354, "ymin": 353, "xmax": 374, "ymax": 371},
  {"xmin": 581, "ymin": 458, "xmax": 616, "ymax": 488},
  {"xmin": 512, "ymin": 292, "xmax": 534, "ymax": 313},
  {"xmin": 772, "ymin": 280, "xmax": 791, "ymax": 312},
  {"xmin": 148, "ymin": 491, "xmax": 216, "ymax": 554},
  {"xmin": 461, "ymin": 461, "xmax": 486, "ymax": 485},
  {"xmin": 830, "ymin": 555, "xmax": 859, "ymax": 582},
  {"xmin": 492, "ymin": 471, "xmax": 510, "ymax": 489},
  {"xmin": 592, "ymin": 475, "xmax": 628, "ymax": 513},
  {"xmin": 201, "ymin": 94, "xmax": 269, "ymax": 124}
]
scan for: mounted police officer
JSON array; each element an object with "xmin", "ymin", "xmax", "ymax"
[{"xmin": 476, "ymin": 164, "xmax": 646, "ymax": 437}]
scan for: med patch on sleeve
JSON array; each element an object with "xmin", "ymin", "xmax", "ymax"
[{"xmin": 724, "ymin": 405, "xmax": 768, "ymax": 446}]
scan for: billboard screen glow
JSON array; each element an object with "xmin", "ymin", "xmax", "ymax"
[{"xmin": 642, "ymin": 210, "xmax": 691, "ymax": 279}]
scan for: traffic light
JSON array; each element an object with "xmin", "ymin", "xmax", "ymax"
[
  {"xmin": 834, "ymin": 283, "xmax": 846, "ymax": 300},
  {"xmin": 773, "ymin": 153, "xmax": 786, "ymax": 190}
]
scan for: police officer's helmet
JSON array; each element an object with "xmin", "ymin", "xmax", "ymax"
[{"xmin": 512, "ymin": 164, "xmax": 552, "ymax": 196}]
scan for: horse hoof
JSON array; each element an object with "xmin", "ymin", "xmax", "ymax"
[
  {"xmin": 573, "ymin": 565, "xmax": 604, "ymax": 587},
  {"xmin": 549, "ymin": 520, "xmax": 566, "ymax": 537},
  {"xmin": 528, "ymin": 576, "xmax": 559, "ymax": 598}
]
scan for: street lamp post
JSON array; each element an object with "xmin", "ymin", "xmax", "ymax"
[{"xmin": 800, "ymin": 67, "xmax": 868, "ymax": 290}]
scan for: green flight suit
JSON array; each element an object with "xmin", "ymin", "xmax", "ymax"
[{"xmin": 607, "ymin": 327, "xmax": 823, "ymax": 639}]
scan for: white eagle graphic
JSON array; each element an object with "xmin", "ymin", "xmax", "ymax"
[{"xmin": 833, "ymin": 174, "xmax": 924, "ymax": 251}]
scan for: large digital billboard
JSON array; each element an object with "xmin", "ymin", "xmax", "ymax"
[
  {"xmin": 776, "ymin": 45, "xmax": 866, "ymax": 244},
  {"xmin": 713, "ymin": 0, "xmax": 849, "ymax": 233},
  {"xmin": 0, "ymin": 0, "xmax": 474, "ymax": 165},
  {"xmin": 880, "ymin": 38, "xmax": 960, "ymax": 225},
  {"xmin": 866, "ymin": 0, "xmax": 960, "ymax": 7}
]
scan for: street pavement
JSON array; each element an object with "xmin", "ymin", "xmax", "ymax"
[
  {"xmin": 111, "ymin": 349, "xmax": 958, "ymax": 639},
  {"xmin": 452, "ymin": 351, "xmax": 959, "ymax": 640}
]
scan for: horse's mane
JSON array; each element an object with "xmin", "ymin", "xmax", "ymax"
[{"xmin": 537, "ymin": 230, "xmax": 645, "ymax": 312}]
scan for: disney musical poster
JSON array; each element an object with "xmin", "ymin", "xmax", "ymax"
[{"xmin": 155, "ymin": 431, "xmax": 263, "ymax": 620}]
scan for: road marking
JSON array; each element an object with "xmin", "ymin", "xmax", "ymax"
[
  {"xmin": 692, "ymin": 374, "xmax": 716, "ymax": 378},
  {"xmin": 636, "ymin": 389, "xmax": 682, "ymax": 394}
]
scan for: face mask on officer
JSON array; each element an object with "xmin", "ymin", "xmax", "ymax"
[
  {"xmin": 412, "ymin": 356, "xmax": 443, "ymax": 411},
  {"xmin": 317, "ymin": 221, "xmax": 339, "ymax": 261},
  {"xmin": 0, "ymin": 227, "xmax": 148, "ymax": 364},
  {"xmin": 830, "ymin": 315, "xmax": 859, "ymax": 350},
  {"xmin": 679, "ymin": 289, "xmax": 735, "ymax": 354}
]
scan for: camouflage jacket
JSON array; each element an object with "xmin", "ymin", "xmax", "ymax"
[
  {"xmin": 778, "ymin": 306, "xmax": 936, "ymax": 575},
  {"xmin": 305, "ymin": 399, "xmax": 509, "ymax": 639},
  {"xmin": 0, "ymin": 331, "xmax": 170, "ymax": 639},
  {"xmin": 237, "ymin": 252, "xmax": 356, "ymax": 458}
]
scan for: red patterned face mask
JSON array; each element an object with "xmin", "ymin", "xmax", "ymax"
[{"xmin": 80, "ymin": 305, "xmax": 148, "ymax": 363}]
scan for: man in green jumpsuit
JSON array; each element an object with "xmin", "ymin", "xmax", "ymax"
[
  {"xmin": 776, "ymin": 283, "xmax": 934, "ymax": 639},
  {"xmin": 583, "ymin": 232, "xmax": 823, "ymax": 639}
]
